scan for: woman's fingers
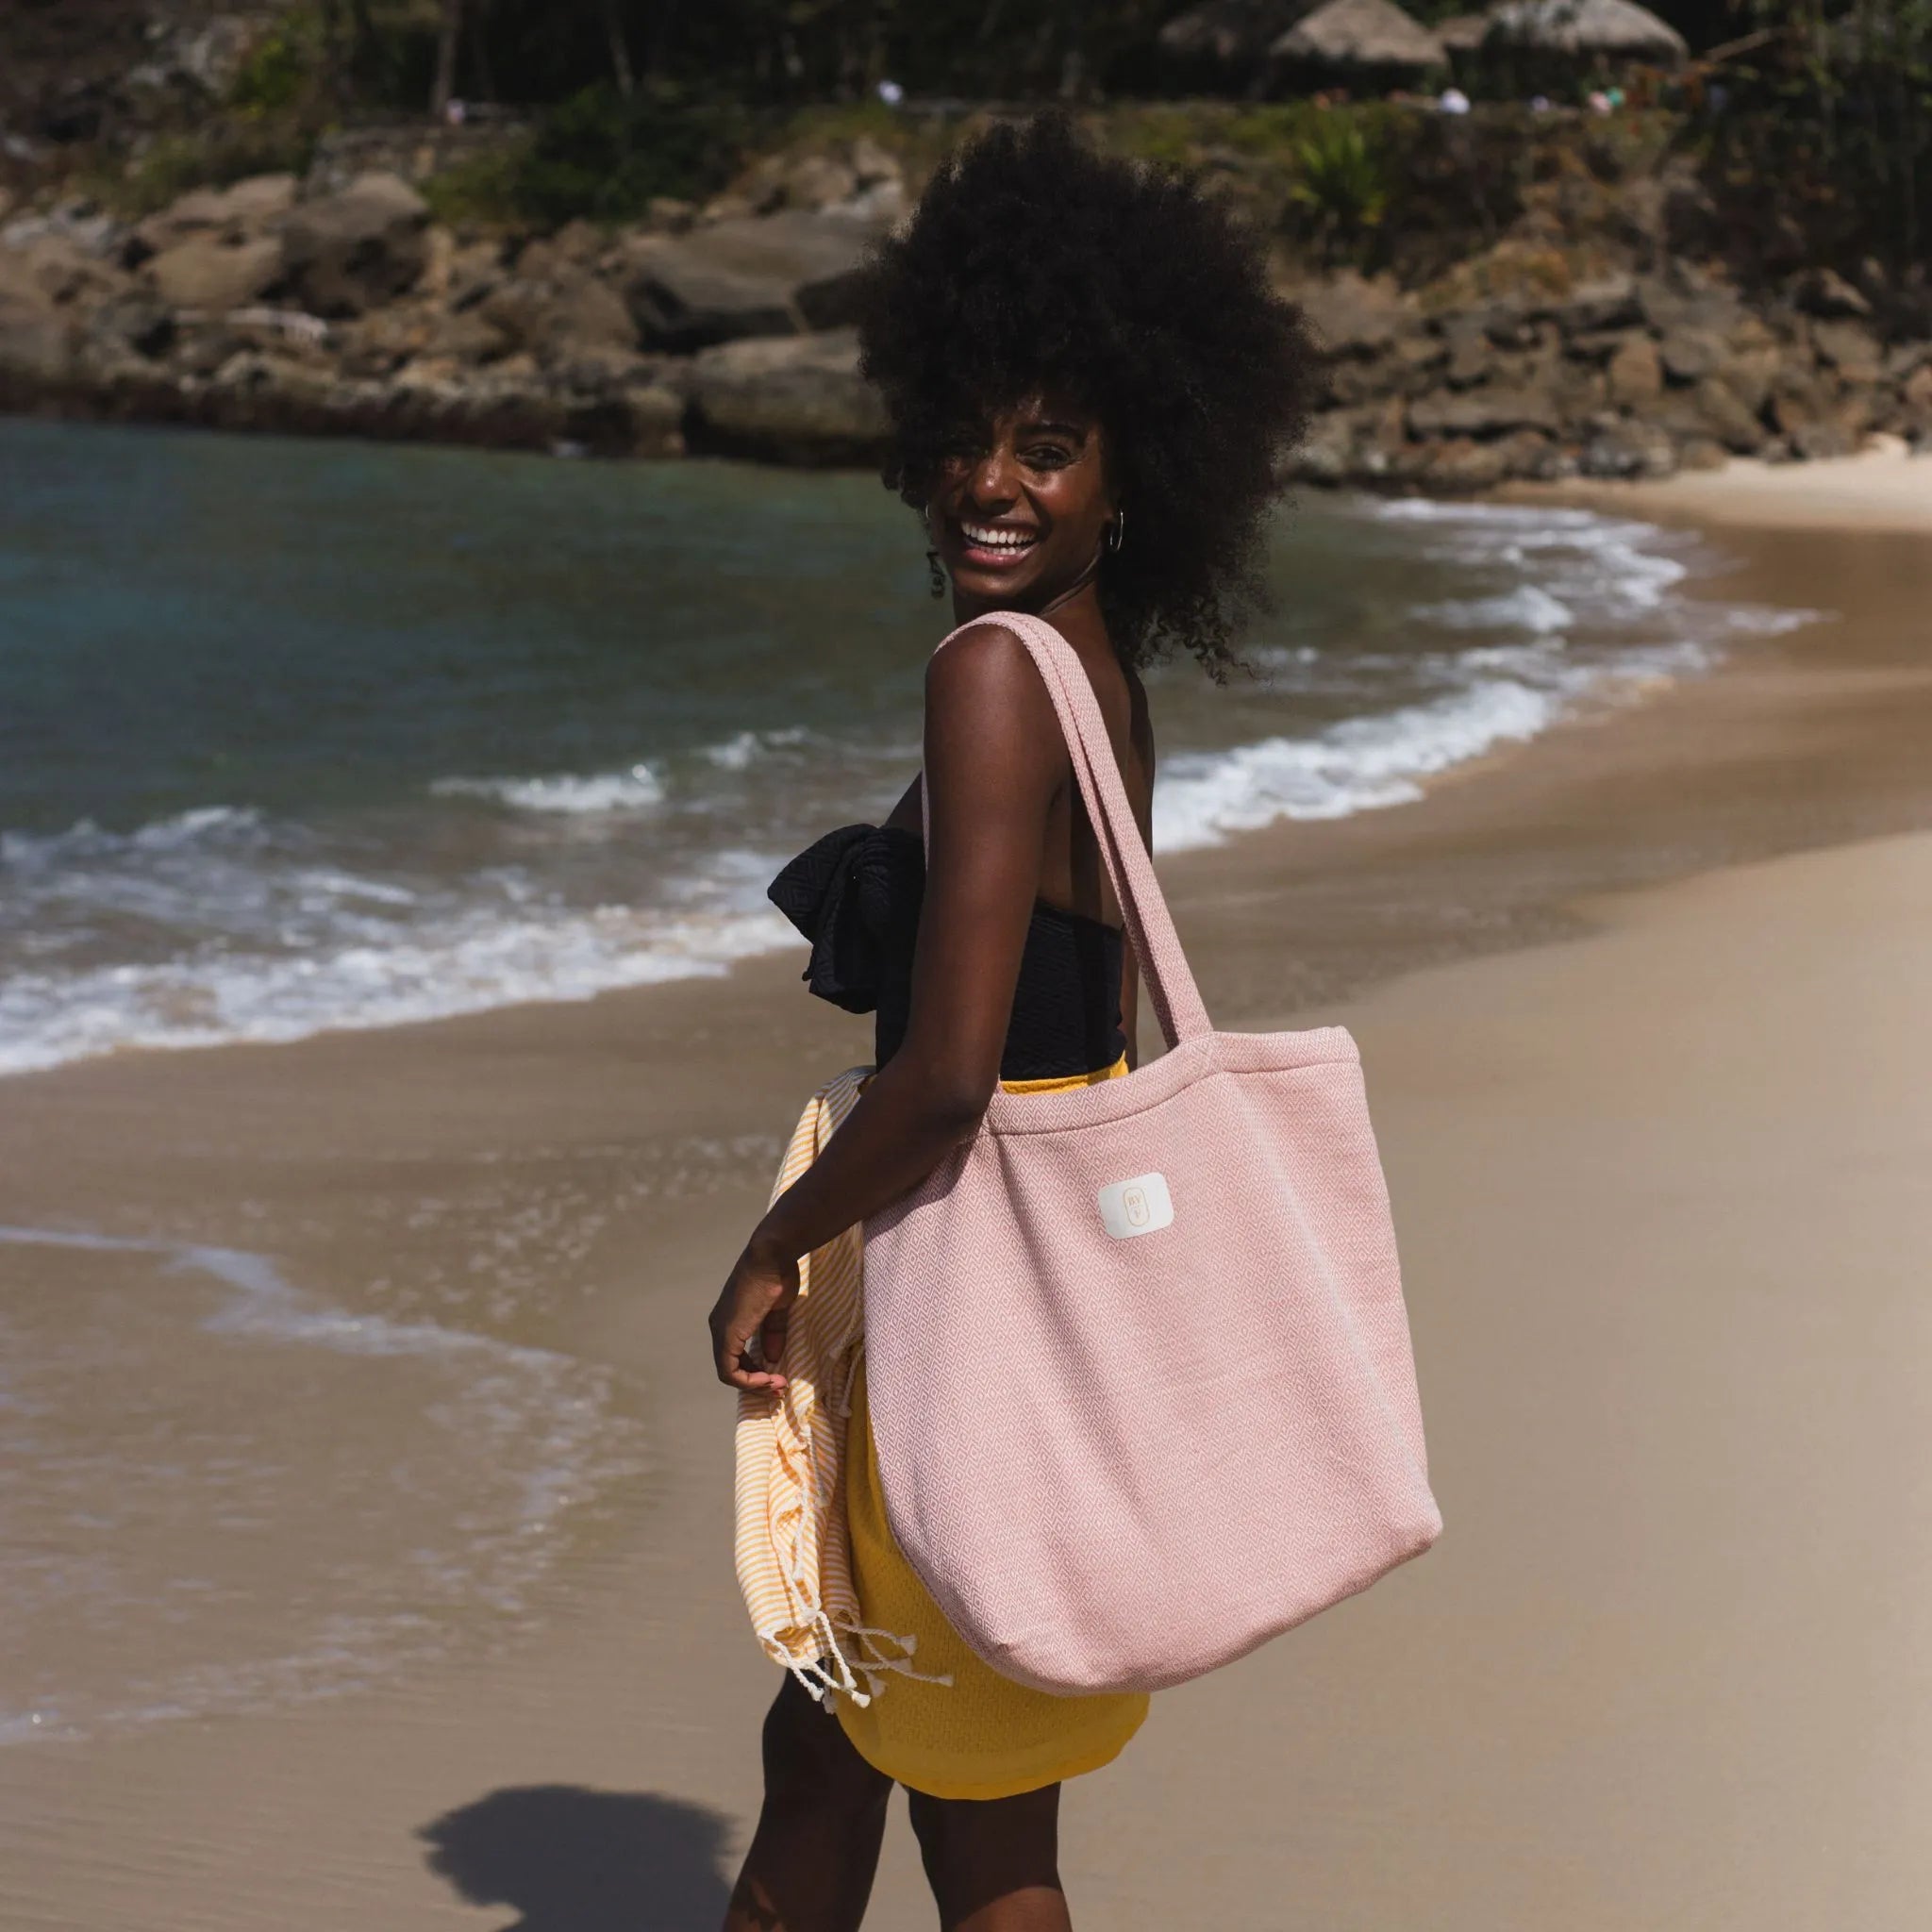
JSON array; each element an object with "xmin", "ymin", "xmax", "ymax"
[
  {"xmin": 714, "ymin": 1320, "xmax": 788, "ymax": 1391},
  {"xmin": 709, "ymin": 1242, "xmax": 800, "ymax": 1391}
]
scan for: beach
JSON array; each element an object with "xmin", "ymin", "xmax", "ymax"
[{"xmin": 2, "ymin": 458, "xmax": 1929, "ymax": 1928}]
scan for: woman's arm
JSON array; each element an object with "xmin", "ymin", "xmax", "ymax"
[{"xmin": 708, "ymin": 624, "xmax": 1066, "ymax": 1391}]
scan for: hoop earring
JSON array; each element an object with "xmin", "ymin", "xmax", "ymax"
[
  {"xmin": 923, "ymin": 513, "xmax": 947, "ymax": 599},
  {"xmin": 1106, "ymin": 509, "xmax": 1125, "ymax": 555}
]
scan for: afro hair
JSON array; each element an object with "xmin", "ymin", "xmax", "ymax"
[{"xmin": 855, "ymin": 112, "xmax": 1317, "ymax": 677}]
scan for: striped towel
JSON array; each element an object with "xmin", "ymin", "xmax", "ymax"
[{"xmin": 733, "ymin": 1067, "xmax": 943, "ymax": 1707}]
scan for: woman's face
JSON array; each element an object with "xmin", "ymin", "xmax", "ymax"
[{"xmin": 924, "ymin": 395, "xmax": 1117, "ymax": 614}]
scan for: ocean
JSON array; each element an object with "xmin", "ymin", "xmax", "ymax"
[
  {"xmin": 0, "ymin": 416, "xmax": 1807, "ymax": 1078},
  {"xmin": 0, "ymin": 417, "xmax": 1817, "ymax": 1745}
]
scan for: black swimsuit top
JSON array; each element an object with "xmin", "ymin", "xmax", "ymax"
[{"xmin": 767, "ymin": 823, "xmax": 1126, "ymax": 1082}]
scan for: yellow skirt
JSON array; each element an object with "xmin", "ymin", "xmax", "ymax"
[{"xmin": 833, "ymin": 1056, "xmax": 1151, "ymax": 1801}]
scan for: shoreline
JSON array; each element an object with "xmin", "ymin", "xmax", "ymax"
[
  {"xmin": 1504, "ymin": 433, "xmax": 1932, "ymax": 537},
  {"xmin": 2, "ymin": 452, "xmax": 1921, "ymax": 1087},
  {"xmin": 1, "ymin": 483, "xmax": 1927, "ymax": 1925}
]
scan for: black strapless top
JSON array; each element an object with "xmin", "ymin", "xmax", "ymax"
[{"xmin": 767, "ymin": 823, "xmax": 1126, "ymax": 1081}]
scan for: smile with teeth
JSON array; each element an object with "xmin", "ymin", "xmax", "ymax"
[{"xmin": 958, "ymin": 520, "xmax": 1040, "ymax": 554}]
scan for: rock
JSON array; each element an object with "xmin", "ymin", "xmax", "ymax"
[
  {"xmin": 548, "ymin": 344, "xmax": 659, "ymax": 392},
  {"xmin": 1657, "ymin": 329, "xmax": 1725, "ymax": 384},
  {"xmin": 4, "ymin": 202, "xmax": 125, "ymax": 259},
  {"xmin": 418, "ymin": 225, "xmax": 457, "ymax": 303},
  {"xmin": 646, "ymin": 197, "xmax": 697, "ymax": 235},
  {"xmin": 335, "ymin": 305, "xmax": 435, "ymax": 378},
  {"xmin": 0, "ymin": 308, "xmax": 73, "ymax": 391},
  {"xmin": 1675, "ymin": 437, "xmax": 1730, "ymax": 472},
  {"xmin": 481, "ymin": 268, "xmax": 637, "ymax": 364},
  {"xmin": 1296, "ymin": 274, "xmax": 1416, "ymax": 358},
  {"xmin": 1407, "ymin": 387, "xmax": 1562, "ymax": 439},
  {"xmin": 1712, "ymin": 345, "xmax": 1780, "ymax": 420},
  {"xmin": 547, "ymin": 221, "xmax": 607, "ymax": 266},
  {"xmin": 280, "ymin": 173, "xmax": 431, "ymax": 318},
  {"xmin": 1290, "ymin": 408, "xmax": 1361, "ymax": 484},
  {"xmin": 569, "ymin": 383, "xmax": 685, "ymax": 458},
  {"xmin": 1391, "ymin": 334, "xmax": 1448, "ymax": 377},
  {"xmin": 1441, "ymin": 323, "xmax": 1491, "ymax": 389},
  {"xmin": 1769, "ymin": 367, "xmax": 1836, "ymax": 439},
  {"xmin": 1480, "ymin": 303, "xmax": 1540, "ymax": 351},
  {"xmin": 445, "ymin": 239, "xmax": 506, "ymax": 312},
  {"xmin": 1810, "ymin": 319, "xmax": 1883, "ymax": 384},
  {"xmin": 1905, "ymin": 363, "xmax": 1932, "ymax": 409},
  {"xmin": 1543, "ymin": 275, "xmax": 1642, "ymax": 335},
  {"xmin": 1690, "ymin": 375, "xmax": 1768, "ymax": 453},
  {"xmin": 1323, "ymin": 352, "xmax": 1405, "ymax": 408},
  {"xmin": 1565, "ymin": 327, "xmax": 1634, "ymax": 365},
  {"xmin": 1607, "ymin": 335, "xmax": 1663, "ymax": 408},
  {"xmin": 683, "ymin": 326, "xmax": 889, "ymax": 463},
  {"xmin": 1417, "ymin": 437, "xmax": 1510, "ymax": 490},
  {"xmin": 83, "ymin": 291, "xmax": 175, "ymax": 359},
  {"xmin": 626, "ymin": 211, "xmax": 878, "ymax": 352},
  {"xmin": 0, "ymin": 232, "xmax": 124, "ymax": 309},
  {"xmin": 1493, "ymin": 429, "xmax": 1561, "ymax": 479},
  {"xmin": 424, "ymin": 306, "xmax": 513, "ymax": 364},
  {"xmin": 849, "ymin": 138, "xmax": 902, "ymax": 189},
  {"xmin": 782, "ymin": 154, "xmax": 859, "ymax": 212},
  {"xmin": 1883, "ymin": 341, "xmax": 1931, "ymax": 384},
  {"xmin": 1790, "ymin": 267, "xmax": 1873, "ymax": 320},
  {"xmin": 145, "ymin": 235, "xmax": 282, "ymax": 311},
  {"xmin": 1636, "ymin": 273, "xmax": 1745, "ymax": 340},
  {"xmin": 131, "ymin": 175, "xmax": 297, "ymax": 261},
  {"xmin": 1578, "ymin": 419, "xmax": 1677, "ymax": 480},
  {"xmin": 1790, "ymin": 418, "xmax": 1857, "ymax": 461}
]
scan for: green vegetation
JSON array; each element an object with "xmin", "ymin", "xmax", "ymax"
[
  {"xmin": 15, "ymin": 2, "xmax": 1931, "ymax": 277},
  {"xmin": 1701, "ymin": 0, "xmax": 1932, "ymax": 268},
  {"xmin": 228, "ymin": 12, "xmax": 331, "ymax": 119},
  {"xmin": 1286, "ymin": 118, "xmax": 1395, "ymax": 253}
]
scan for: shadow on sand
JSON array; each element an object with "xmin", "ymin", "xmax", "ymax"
[{"xmin": 420, "ymin": 1784, "xmax": 734, "ymax": 1931}]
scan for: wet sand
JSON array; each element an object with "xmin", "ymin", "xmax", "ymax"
[{"xmin": 1, "ymin": 512, "xmax": 1928, "ymax": 1927}]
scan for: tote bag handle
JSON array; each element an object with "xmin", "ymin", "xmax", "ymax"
[{"xmin": 920, "ymin": 611, "xmax": 1211, "ymax": 1052}]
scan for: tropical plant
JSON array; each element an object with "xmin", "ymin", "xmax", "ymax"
[{"xmin": 1286, "ymin": 115, "xmax": 1394, "ymax": 257}]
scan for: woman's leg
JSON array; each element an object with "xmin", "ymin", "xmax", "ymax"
[
  {"xmin": 724, "ymin": 1674, "xmax": 894, "ymax": 1932},
  {"xmin": 906, "ymin": 1784, "xmax": 1071, "ymax": 1932}
]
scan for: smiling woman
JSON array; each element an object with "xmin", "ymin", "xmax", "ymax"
[
  {"xmin": 712, "ymin": 113, "xmax": 1322, "ymax": 1932},
  {"xmin": 857, "ymin": 111, "xmax": 1319, "ymax": 678}
]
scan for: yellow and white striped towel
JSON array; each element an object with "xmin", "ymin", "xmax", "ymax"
[{"xmin": 732, "ymin": 1067, "xmax": 942, "ymax": 1707}]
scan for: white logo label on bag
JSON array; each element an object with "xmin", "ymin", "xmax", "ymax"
[{"xmin": 1096, "ymin": 1171, "xmax": 1174, "ymax": 1239}]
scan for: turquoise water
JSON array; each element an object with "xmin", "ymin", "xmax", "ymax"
[{"xmin": 0, "ymin": 417, "xmax": 1804, "ymax": 1074}]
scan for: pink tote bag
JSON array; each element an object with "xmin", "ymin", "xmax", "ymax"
[{"xmin": 860, "ymin": 611, "xmax": 1441, "ymax": 1698}]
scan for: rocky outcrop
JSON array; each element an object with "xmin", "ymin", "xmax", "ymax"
[
  {"xmin": 1277, "ymin": 258, "xmax": 1932, "ymax": 490},
  {"xmin": 2, "ymin": 125, "xmax": 1928, "ymax": 485}
]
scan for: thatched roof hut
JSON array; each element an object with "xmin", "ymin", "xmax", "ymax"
[
  {"xmin": 1436, "ymin": 13, "xmax": 1491, "ymax": 58},
  {"xmin": 1157, "ymin": 1, "xmax": 1313, "ymax": 71},
  {"xmin": 1270, "ymin": 0, "xmax": 1449, "ymax": 76},
  {"xmin": 1485, "ymin": 0, "xmax": 1688, "ymax": 66}
]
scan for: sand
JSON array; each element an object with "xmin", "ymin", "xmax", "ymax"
[
  {"xmin": 1514, "ymin": 433, "xmax": 1932, "ymax": 535},
  {"xmin": 2, "ymin": 491, "xmax": 1928, "ymax": 1928}
]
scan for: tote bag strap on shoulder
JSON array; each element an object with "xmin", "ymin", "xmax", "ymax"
[{"xmin": 919, "ymin": 610, "xmax": 1211, "ymax": 1053}]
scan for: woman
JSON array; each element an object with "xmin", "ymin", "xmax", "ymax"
[{"xmin": 708, "ymin": 114, "xmax": 1315, "ymax": 1932}]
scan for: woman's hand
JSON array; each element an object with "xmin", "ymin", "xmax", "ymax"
[{"xmin": 708, "ymin": 1233, "xmax": 800, "ymax": 1393}]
